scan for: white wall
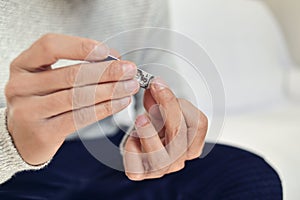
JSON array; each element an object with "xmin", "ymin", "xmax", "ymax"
[
  {"xmin": 169, "ymin": 0, "xmax": 289, "ymax": 114},
  {"xmin": 169, "ymin": 1, "xmax": 300, "ymax": 199},
  {"xmin": 265, "ymin": 0, "xmax": 300, "ymax": 67}
]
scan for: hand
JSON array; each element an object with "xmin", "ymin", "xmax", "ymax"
[
  {"xmin": 123, "ymin": 78, "xmax": 208, "ymax": 180},
  {"xmin": 5, "ymin": 33, "xmax": 139, "ymax": 165}
]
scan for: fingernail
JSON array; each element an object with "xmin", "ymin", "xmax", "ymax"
[
  {"xmin": 122, "ymin": 63, "xmax": 137, "ymax": 79},
  {"xmin": 124, "ymin": 79, "xmax": 139, "ymax": 93},
  {"xmin": 119, "ymin": 96, "xmax": 130, "ymax": 106},
  {"xmin": 151, "ymin": 77, "xmax": 168, "ymax": 91},
  {"xmin": 135, "ymin": 114, "xmax": 149, "ymax": 127},
  {"xmin": 92, "ymin": 43, "xmax": 109, "ymax": 59}
]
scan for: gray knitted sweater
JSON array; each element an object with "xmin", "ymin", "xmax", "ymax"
[{"xmin": 0, "ymin": 0, "xmax": 169, "ymax": 184}]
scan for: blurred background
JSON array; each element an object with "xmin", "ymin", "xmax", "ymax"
[{"xmin": 169, "ymin": 0, "xmax": 300, "ymax": 199}]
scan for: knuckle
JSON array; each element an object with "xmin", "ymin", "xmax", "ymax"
[
  {"xmin": 178, "ymin": 162, "xmax": 185, "ymax": 170},
  {"xmin": 10, "ymin": 105, "xmax": 28, "ymax": 122},
  {"xmin": 107, "ymin": 61, "xmax": 120, "ymax": 79},
  {"xmin": 27, "ymin": 102, "xmax": 45, "ymax": 120},
  {"xmin": 105, "ymin": 83, "xmax": 115, "ymax": 99},
  {"xmin": 65, "ymin": 90, "xmax": 74, "ymax": 109},
  {"xmin": 65, "ymin": 67, "xmax": 78, "ymax": 87},
  {"xmin": 73, "ymin": 87, "xmax": 95, "ymax": 108},
  {"xmin": 72, "ymin": 88, "xmax": 83, "ymax": 109},
  {"xmin": 161, "ymin": 89, "xmax": 176, "ymax": 102},
  {"xmin": 125, "ymin": 172, "xmax": 145, "ymax": 181},
  {"xmin": 155, "ymin": 167, "xmax": 169, "ymax": 176},
  {"xmin": 39, "ymin": 98, "xmax": 53, "ymax": 115},
  {"xmin": 10, "ymin": 57, "xmax": 21, "ymax": 71},
  {"xmin": 187, "ymin": 149, "xmax": 202, "ymax": 160},
  {"xmin": 175, "ymin": 161, "xmax": 185, "ymax": 171},
  {"xmin": 197, "ymin": 111, "xmax": 208, "ymax": 131},
  {"xmin": 102, "ymin": 101, "xmax": 113, "ymax": 115},
  {"xmin": 147, "ymin": 156, "xmax": 170, "ymax": 173},
  {"xmin": 168, "ymin": 162, "xmax": 185, "ymax": 173},
  {"xmin": 80, "ymin": 39, "xmax": 94, "ymax": 57},
  {"xmin": 49, "ymin": 92, "xmax": 72, "ymax": 112},
  {"xmin": 152, "ymin": 173, "xmax": 165, "ymax": 179},
  {"xmin": 38, "ymin": 33, "xmax": 57, "ymax": 54},
  {"xmin": 5, "ymin": 75, "xmax": 28, "ymax": 98},
  {"xmin": 4, "ymin": 82, "xmax": 18, "ymax": 100},
  {"xmin": 145, "ymin": 171, "xmax": 165, "ymax": 179},
  {"xmin": 74, "ymin": 106, "xmax": 94, "ymax": 126},
  {"xmin": 39, "ymin": 33, "xmax": 56, "ymax": 44}
]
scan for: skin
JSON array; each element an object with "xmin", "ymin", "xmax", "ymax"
[
  {"xmin": 124, "ymin": 78, "xmax": 208, "ymax": 180},
  {"xmin": 5, "ymin": 33, "xmax": 139, "ymax": 165},
  {"xmin": 5, "ymin": 33, "xmax": 208, "ymax": 180}
]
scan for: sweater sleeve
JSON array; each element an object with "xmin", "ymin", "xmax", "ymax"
[{"xmin": 0, "ymin": 107, "xmax": 50, "ymax": 184}]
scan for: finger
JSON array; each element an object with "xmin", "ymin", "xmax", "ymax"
[
  {"xmin": 178, "ymin": 99, "xmax": 208, "ymax": 160},
  {"xmin": 11, "ymin": 33, "xmax": 109, "ymax": 72},
  {"xmin": 149, "ymin": 78, "xmax": 184, "ymax": 141},
  {"xmin": 143, "ymin": 89, "xmax": 163, "ymax": 120},
  {"xmin": 109, "ymin": 48, "xmax": 121, "ymax": 59},
  {"xmin": 149, "ymin": 78, "xmax": 188, "ymax": 159},
  {"xmin": 15, "ymin": 60, "xmax": 137, "ymax": 96},
  {"xmin": 143, "ymin": 89, "xmax": 156, "ymax": 111},
  {"xmin": 167, "ymin": 159, "xmax": 186, "ymax": 174},
  {"xmin": 143, "ymin": 89, "xmax": 165, "ymax": 136},
  {"xmin": 35, "ymin": 79, "xmax": 139, "ymax": 118},
  {"xmin": 123, "ymin": 135, "xmax": 145, "ymax": 180},
  {"xmin": 47, "ymin": 96, "xmax": 131, "ymax": 136},
  {"xmin": 123, "ymin": 134, "xmax": 168, "ymax": 181},
  {"xmin": 123, "ymin": 133, "xmax": 167, "ymax": 181},
  {"xmin": 135, "ymin": 114, "xmax": 164, "ymax": 152},
  {"xmin": 135, "ymin": 114, "xmax": 170, "ymax": 172}
]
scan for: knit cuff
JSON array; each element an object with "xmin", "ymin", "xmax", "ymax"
[{"xmin": 0, "ymin": 107, "xmax": 50, "ymax": 184}]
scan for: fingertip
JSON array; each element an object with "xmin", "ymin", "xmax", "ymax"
[
  {"xmin": 150, "ymin": 77, "xmax": 168, "ymax": 92},
  {"xmin": 87, "ymin": 42, "xmax": 110, "ymax": 60},
  {"xmin": 117, "ymin": 96, "xmax": 131, "ymax": 108},
  {"xmin": 109, "ymin": 48, "xmax": 121, "ymax": 59},
  {"xmin": 121, "ymin": 61, "xmax": 137, "ymax": 79},
  {"xmin": 150, "ymin": 78, "xmax": 175, "ymax": 103},
  {"xmin": 96, "ymin": 43, "xmax": 110, "ymax": 58}
]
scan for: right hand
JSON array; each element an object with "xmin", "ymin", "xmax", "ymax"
[{"xmin": 5, "ymin": 33, "xmax": 139, "ymax": 165}]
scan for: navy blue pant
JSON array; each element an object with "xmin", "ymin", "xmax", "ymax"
[{"xmin": 0, "ymin": 130, "xmax": 282, "ymax": 200}]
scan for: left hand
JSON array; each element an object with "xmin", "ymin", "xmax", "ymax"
[{"xmin": 123, "ymin": 78, "xmax": 208, "ymax": 180}]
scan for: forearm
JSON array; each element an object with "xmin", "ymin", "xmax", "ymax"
[{"xmin": 0, "ymin": 107, "xmax": 49, "ymax": 184}]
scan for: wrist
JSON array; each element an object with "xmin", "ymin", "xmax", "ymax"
[{"xmin": 0, "ymin": 107, "xmax": 50, "ymax": 184}]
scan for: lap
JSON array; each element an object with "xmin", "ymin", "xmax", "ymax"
[{"xmin": 0, "ymin": 131, "xmax": 282, "ymax": 200}]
